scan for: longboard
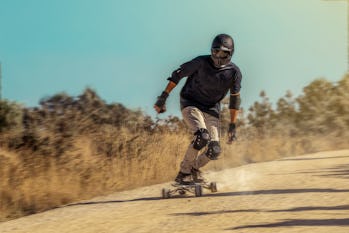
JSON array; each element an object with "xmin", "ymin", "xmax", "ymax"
[{"xmin": 161, "ymin": 181, "xmax": 217, "ymax": 198}]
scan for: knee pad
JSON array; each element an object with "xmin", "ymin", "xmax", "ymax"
[
  {"xmin": 192, "ymin": 128, "xmax": 210, "ymax": 150},
  {"xmin": 206, "ymin": 141, "xmax": 221, "ymax": 160}
]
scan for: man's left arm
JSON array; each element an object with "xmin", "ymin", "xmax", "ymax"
[
  {"xmin": 228, "ymin": 69, "xmax": 242, "ymax": 143},
  {"xmin": 229, "ymin": 96, "xmax": 240, "ymax": 124},
  {"xmin": 228, "ymin": 93, "xmax": 241, "ymax": 143}
]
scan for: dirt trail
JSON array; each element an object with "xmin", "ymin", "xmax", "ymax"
[{"xmin": 1, "ymin": 150, "xmax": 349, "ymax": 233}]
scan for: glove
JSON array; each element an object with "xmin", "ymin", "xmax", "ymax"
[
  {"xmin": 154, "ymin": 91, "xmax": 169, "ymax": 113},
  {"xmin": 227, "ymin": 123, "xmax": 237, "ymax": 143}
]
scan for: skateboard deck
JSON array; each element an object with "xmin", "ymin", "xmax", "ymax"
[{"xmin": 161, "ymin": 181, "xmax": 217, "ymax": 198}]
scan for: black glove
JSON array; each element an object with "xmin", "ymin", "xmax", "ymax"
[
  {"xmin": 228, "ymin": 123, "xmax": 237, "ymax": 143},
  {"xmin": 154, "ymin": 91, "xmax": 169, "ymax": 113}
]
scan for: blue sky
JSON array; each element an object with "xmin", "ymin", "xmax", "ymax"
[{"xmin": 0, "ymin": 0, "xmax": 347, "ymax": 118}]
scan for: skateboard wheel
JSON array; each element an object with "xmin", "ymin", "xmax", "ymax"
[
  {"xmin": 194, "ymin": 184, "xmax": 203, "ymax": 197},
  {"xmin": 162, "ymin": 188, "xmax": 171, "ymax": 199},
  {"xmin": 179, "ymin": 190, "xmax": 186, "ymax": 195},
  {"xmin": 210, "ymin": 182, "xmax": 217, "ymax": 193}
]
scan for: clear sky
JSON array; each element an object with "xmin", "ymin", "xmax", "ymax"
[{"xmin": 0, "ymin": 0, "xmax": 347, "ymax": 118}]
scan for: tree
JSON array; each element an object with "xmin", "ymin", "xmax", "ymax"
[
  {"xmin": 247, "ymin": 91, "xmax": 275, "ymax": 135},
  {"xmin": 296, "ymin": 78, "xmax": 336, "ymax": 134},
  {"xmin": 329, "ymin": 74, "xmax": 349, "ymax": 134},
  {"xmin": 0, "ymin": 100, "xmax": 23, "ymax": 132},
  {"xmin": 274, "ymin": 90, "xmax": 297, "ymax": 135}
]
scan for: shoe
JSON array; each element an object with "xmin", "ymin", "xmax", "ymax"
[
  {"xmin": 174, "ymin": 171, "xmax": 193, "ymax": 185},
  {"xmin": 191, "ymin": 168, "xmax": 206, "ymax": 183}
]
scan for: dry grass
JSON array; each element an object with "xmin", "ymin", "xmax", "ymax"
[
  {"xmin": 0, "ymin": 130, "xmax": 189, "ymax": 221},
  {"xmin": 1, "ymin": 127, "xmax": 348, "ymax": 222}
]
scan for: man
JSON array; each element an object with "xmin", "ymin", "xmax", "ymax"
[{"xmin": 154, "ymin": 33, "xmax": 242, "ymax": 184}]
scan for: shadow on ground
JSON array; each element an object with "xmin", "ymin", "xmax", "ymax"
[
  {"xmin": 204, "ymin": 188, "xmax": 349, "ymax": 198},
  {"xmin": 274, "ymin": 164, "xmax": 349, "ymax": 179},
  {"xmin": 228, "ymin": 218, "xmax": 349, "ymax": 230},
  {"xmin": 319, "ymin": 164, "xmax": 349, "ymax": 179},
  {"xmin": 66, "ymin": 188, "xmax": 349, "ymax": 207},
  {"xmin": 271, "ymin": 154, "xmax": 349, "ymax": 179},
  {"xmin": 171, "ymin": 205, "xmax": 349, "ymax": 216},
  {"xmin": 279, "ymin": 155, "xmax": 349, "ymax": 161}
]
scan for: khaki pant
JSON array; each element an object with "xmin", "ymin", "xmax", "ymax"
[{"xmin": 180, "ymin": 106, "xmax": 220, "ymax": 174}]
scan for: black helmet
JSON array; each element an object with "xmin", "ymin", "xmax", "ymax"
[{"xmin": 211, "ymin": 34, "xmax": 234, "ymax": 68}]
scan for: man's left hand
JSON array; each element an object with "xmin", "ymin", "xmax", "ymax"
[{"xmin": 227, "ymin": 123, "xmax": 237, "ymax": 144}]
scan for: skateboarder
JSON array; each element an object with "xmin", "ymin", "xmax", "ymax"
[{"xmin": 154, "ymin": 33, "xmax": 242, "ymax": 185}]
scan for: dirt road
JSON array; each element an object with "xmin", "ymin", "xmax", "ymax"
[{"xmin": 1, "ymin": 150, "xmax": 349, "ymax": 233}]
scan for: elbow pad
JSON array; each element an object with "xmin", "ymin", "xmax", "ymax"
[
  {"xmin": 167, "ymin": 68, "xmax": 182, "ymax": 84},
  {"xmin": 229, "ymin": 94, "xmax": 241, "ymax": 109}
]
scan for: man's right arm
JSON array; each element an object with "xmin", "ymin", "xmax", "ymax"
[
  {"xmin": 154, "ymin": 57, "xmax": 201, "ymax": 114},
  {"xmin": 154, "ymin": 81, "xmax": 177, "ymax": 113},
  {"xmin": 164, "ymin": 81, "xmax": 177, "ymax": 94}
]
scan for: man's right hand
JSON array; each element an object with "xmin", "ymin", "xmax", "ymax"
[{"xmin": 154, "ymin": 91, "xmax": 169, "ymax": 114}]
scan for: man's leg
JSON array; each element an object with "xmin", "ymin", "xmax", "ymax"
[
  {"xmin": 193, "ymin": 113, "xmax": 220, "ymax": 170},
  {"xmin": 176, "ymin": 107, "xmax": 208, "ymax": 183}
]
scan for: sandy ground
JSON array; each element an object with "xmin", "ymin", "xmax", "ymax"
[{"xmin": 1, "ymin": 149, "xmax": 349, "ymax": 233}]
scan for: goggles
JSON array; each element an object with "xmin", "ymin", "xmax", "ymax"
[{"xmin": 211, "ymin": 48, "xmax": 231, "ymax": 58}]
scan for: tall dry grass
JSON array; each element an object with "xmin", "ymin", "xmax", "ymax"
[
  {"xmin": 0, "ymin": 129, "xmax": 189, "ymax": 221},
  {"xmin": 1, "ymin": 125, "xmax": 348, "ymax": 222}
]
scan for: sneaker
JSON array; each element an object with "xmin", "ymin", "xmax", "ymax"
[
  {"xmin": 174, "ymin": 171, "xmax": 193, "ymax": 185},
  {"xmin": 191, "ymin": 168, "xmax": 206, "ymax": 183}
]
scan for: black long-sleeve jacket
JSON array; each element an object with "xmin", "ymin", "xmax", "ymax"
[{"xmin": 168, "ymin": 55, "xmax": 242, "ymax": 118}]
